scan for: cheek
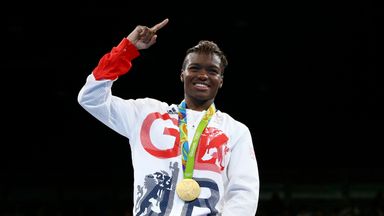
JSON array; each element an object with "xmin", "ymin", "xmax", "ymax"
[{"xmin": 183, "ymin": 75, "xmax": 194, "ymax": 83}]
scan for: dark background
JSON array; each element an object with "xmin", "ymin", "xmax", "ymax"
[{"xmin": 3, "ymin": 1, "xmax": 384, "ymax": 215}]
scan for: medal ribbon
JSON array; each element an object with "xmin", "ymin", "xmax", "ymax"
[{"xmin": 178, "ymin": 100, "xmax": 216, "ymax": 179}]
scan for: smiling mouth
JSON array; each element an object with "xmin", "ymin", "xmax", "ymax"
[{"xmin": 193, "ymin": 82, "xmax": 209, "ymax": 90}]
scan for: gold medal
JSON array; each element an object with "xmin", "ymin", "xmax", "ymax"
[{"xmin": 176, "ymin": 179, "xmax": 200, "ymax": 201}]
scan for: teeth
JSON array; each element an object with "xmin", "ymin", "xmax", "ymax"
[{"xmin": 195, "ymin": 83, "xmax": 207, "ymax": 87}]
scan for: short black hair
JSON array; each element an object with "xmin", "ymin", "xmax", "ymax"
[{"xmin": 182, "ymin": 40, "xmax": 228, "ymax": 73}]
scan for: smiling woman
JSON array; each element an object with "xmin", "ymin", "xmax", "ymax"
[{"xmin": 77, "ymin": 18, "xmax": 260, "ymax": 215}]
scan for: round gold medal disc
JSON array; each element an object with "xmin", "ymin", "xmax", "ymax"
[{"xmin": 176, "ymin": 179, "xmax": 200, "ymax": 201}]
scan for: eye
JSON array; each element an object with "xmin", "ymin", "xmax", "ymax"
[
  {"xmin": 188, "ymin": 66, "xmax": 200, "ymax": 72},
  {"xmin": 208, "ymin": 69, "xmax": 220, "ymax": 75},
  {"xmin": 206, "ymin": 67, "xmax": 221, "ymax": 76}
]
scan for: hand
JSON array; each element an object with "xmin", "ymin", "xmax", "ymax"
[{"xmin": 127, "ymin": 18, "xmax": 169, "ymax": 50}]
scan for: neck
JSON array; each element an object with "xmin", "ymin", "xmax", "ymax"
[{"xmin": 184, "ymin": 98, "xmax": 214, "ymax": 111}]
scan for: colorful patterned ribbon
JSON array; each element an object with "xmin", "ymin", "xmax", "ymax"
[{"xmin": 178, "ymin": 100, "xmax": 216, "ymax": 179}]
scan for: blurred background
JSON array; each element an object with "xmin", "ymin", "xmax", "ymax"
[{"xmin": 3, "ymin": 1, "xmax": 383, "ymax": 215}]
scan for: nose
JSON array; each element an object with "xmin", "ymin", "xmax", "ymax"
[{"xmin": 197, "ymin": 70, "xmax": 209, "ymax": 79}]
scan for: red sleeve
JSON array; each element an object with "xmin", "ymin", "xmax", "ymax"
[{"xmin": 92, "ymin": 38, "xmax": 140, "ymax": 80}]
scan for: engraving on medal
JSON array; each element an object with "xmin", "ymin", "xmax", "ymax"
[{"xmin": 176, "ymin": 179, "xmax": 200, "ymax": 201}]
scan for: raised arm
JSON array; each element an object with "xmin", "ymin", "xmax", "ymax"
[{"xmin": 77, "ymin": 18, "xmax": 169, "ymax": 137}]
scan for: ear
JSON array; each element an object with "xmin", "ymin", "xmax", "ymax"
[
  {"xmin": 219, "ymin": 77, "xmax": 223, "ymax": 88},
  {"xmin": 180, "ymin": 71, "xmax": 184, "ymax": 82}
]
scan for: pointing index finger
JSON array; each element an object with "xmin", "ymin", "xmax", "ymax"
[{"xmin": 151, "ymin": 18, "xmax": 169, "ymax": 33}]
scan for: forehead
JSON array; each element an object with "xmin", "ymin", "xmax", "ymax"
[{"xmin": 185, "ymin": 53, "xmax": 221, "ymax": 67}]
